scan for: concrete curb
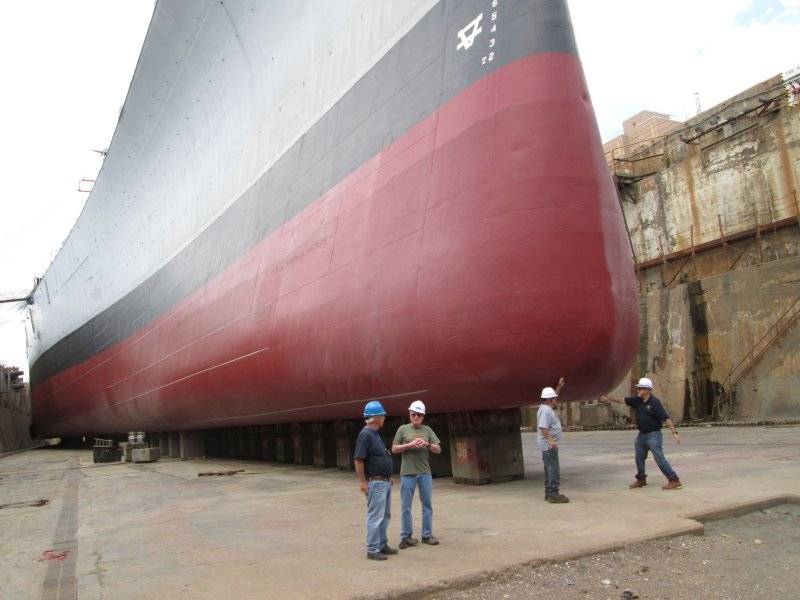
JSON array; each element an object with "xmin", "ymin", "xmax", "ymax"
[
  {"xmin": 688, "ymin": 494, "xmax": 800, "ymax": 522},
  {"xmin": 356, "ymin": 495, "xmax": 800, "ymax": 600},
  {"xmin": 353, "ymin": 522, "xmax": 705, "ymax": 600}
]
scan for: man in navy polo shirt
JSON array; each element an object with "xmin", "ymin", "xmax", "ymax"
[
  {"xmin": 354, "ymin": 400, "xmax": 398, "ymax": 561},
  {"xmin": 602, "ymin": 377, "xmax": 683, "ymax": 490}
]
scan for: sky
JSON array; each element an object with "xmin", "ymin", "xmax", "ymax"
[{"xmin": 1, "ymin": 0, "xmax": 799, "ymax": 376}]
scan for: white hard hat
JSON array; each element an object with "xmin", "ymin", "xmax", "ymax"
[
  {"xmin": 408, "ymin": 400, "xmax": 426, "ymax": 414},
  {"xmin": 636, "ymin": 377, "xmax": 654, "ymax": 389},
  {"xmin": 540, "ymin": 387, "xmax": 558, "ymax": 399}
]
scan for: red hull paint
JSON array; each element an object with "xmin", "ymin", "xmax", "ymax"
[{"xmin": 33, "ymin": 53, "xmax": 638, "ymax": 435}]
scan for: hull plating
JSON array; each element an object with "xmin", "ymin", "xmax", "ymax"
[{"xmin": 31, "ymin": 1, "xmax": 638, "ymax": 435}]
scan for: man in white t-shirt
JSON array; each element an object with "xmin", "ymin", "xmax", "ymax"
[{"xmin": 537, "ymin": 377, "xmax": 568, "ymax": 503}]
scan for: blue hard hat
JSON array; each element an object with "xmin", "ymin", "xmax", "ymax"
[{"xmin": 363, "ymin": 400, "xmax": 386, "ymax": 417}]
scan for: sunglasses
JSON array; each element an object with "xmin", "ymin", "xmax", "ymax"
[{"xmin": 409, "ymin": 413, "xmax": 424, "ymax": 418}]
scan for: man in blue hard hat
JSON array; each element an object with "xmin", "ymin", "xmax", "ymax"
[
  {"xmin": 601, "ymin": 377, "xmax": 683, "ymax": 490},
  {"xmin": 354, "ymin": 400, "xmax": 398, "ymax": 561}
]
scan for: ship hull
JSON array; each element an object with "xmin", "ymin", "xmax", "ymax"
[{"xmin": 30, "ymin": 1, "xmax": 638, "ymax": 436}]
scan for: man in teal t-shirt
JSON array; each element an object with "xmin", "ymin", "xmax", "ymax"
[{"xmin": 392, "ymin": 400, "xmax": 441, "ymax": 548}]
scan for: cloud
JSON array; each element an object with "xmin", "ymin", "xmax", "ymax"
[
  {"xmin": 735, "ymin": 0, "xmax": 800, "ymax": 26},
  {"xmin": 0, "ymin": 1, "xmax": 153, "ymax": 369},
  {"xmin": 569, "ymin": 0, "xmax": 799, "ymax": 140}
]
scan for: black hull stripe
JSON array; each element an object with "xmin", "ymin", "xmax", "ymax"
[{"xmin": 32, "ymin": 0, "xmax": 577, "ymax": 388}]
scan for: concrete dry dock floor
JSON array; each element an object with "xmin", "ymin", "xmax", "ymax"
[{"xmin": 1, "ymin": 427, "xmax": 798, "ymax": 600}]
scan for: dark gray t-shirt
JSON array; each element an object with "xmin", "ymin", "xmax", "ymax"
[{"xmin": 354, "ymin": 427, "xmax": 393, "ymax": 478}]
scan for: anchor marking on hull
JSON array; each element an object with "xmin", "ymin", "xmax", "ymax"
[{"xmin": 456, "ymin": 13, "xmax": 483, "ymax": 51}]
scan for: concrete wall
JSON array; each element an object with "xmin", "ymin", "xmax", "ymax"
[
  {"xmin": 627, "ymin": 255, "xmax": 800, "ymax": 423},
  {"xmin": 621, "ymin": 77, "xmax": 799, "ymax": 270},
  {"xmin": 703, "ymin": 256, "xmax": 800, "ymax": 420},
  {"xmin": 0, "ymin": 376, "xmax": 32, "ymax": 454},
  {"xmin": 614, "ymin": 77, "xmax": 798, "ymax": 424},
  {"xmin": 576, "ymin": 75, "xmax": 800, "ymax": 426},
  {"xmin": 0, "ymin": 407, "xmax": 32, "ymax": 455}
]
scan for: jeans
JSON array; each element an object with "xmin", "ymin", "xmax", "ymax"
[
  {"xmin": 400, "ymin": 473, "xmax": 433, "ymax": 539},
  {"xmin": 365, "ymin": 480, "xmax": 391, "ymax": 553},
  {"xmin": 635, "ymin": 430, "xmax": 678, "ymax": 481},
  {"xmin": 541, "ymin": 447, "xmax": 560, "ymax": 496}
]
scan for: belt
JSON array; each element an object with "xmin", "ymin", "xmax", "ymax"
[{"xmin": 368, "ymin": 476, "xmax": 391, "ymax": 481}]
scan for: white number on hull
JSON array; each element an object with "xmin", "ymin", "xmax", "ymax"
[{"xmin": 481, "ymin": 0, "xmax": 500, "ymax": 66}]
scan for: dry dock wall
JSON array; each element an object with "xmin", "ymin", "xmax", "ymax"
[
  {"xmin": 0, "ymin": 367, "xmax": 32, "ymax": 454},
  {"xmin": 627, "ymin": 254, "xmax": 800, "ymax": 422},
  {"xmin": 618, "ymin": 74, "xmax": 799, "ymax": 266},
  {"xmin": 558, "ymin": 75, "xmax": 800, "ymax": 427}
]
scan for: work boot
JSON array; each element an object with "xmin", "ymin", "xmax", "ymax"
[
  {"xmin": 366, "ymin": 552, "xmax": 388, "ymax": 561},
  {"xmin": 662, "ymin": 478, "xmax": 683, "ymax": 490},
  {"xmin": 547, "ymin": 494, "xmax": 569, "ymax": 503},
  {"xmin": 379, "ymin": 546, "xmax": 399, "ymax": 555},
  {"xmin": 421, "ymin": 535, "xmax": 439, "ymax": 545},
  {"xmin": 629, "ymin": 477, "xmax": 647, "ymax": 489},
  {"xmin": 398, "ymin": 537, "xmax": 418, "ymax": 549}
]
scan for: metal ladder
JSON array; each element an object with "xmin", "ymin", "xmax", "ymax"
[{"xmin": 714, "ymin": 295, "xmax": 800, "ymax": 417}]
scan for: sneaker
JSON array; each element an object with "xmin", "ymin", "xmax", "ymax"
[
  {"xmin": 629, "ymin": 478, "xmax": 647, "ymax": 489},
  {"xmin": 662, "ymin": 478, "xmax": 682, "ymax": 490},
  {"xmin": 379, "ymin": 546, "xmax": 399, "ymax": 555},
  {"xmin": 547, "ymin": 494, "xmax": 570, "ymax": 503},
  {"xmin": 398, "ymin": 537, "xmax": 418, "ymax": 549},
  {"xmin": 421, "ymin": 536, "xmax": 439, "ymax": 545},
  {"xmin": 366, "ymin": 552, "xmax": 388, "ymax": 561}
]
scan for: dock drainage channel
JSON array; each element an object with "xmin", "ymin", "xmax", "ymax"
[{"xmin": 0, "ymin": 498, "xmax": 49, "ymax": 509}]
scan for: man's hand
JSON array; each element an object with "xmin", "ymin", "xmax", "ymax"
[
  {"xmin": 547, "ymin": 438, "xmax": 557, "ymax": 449},
  {"xmin": 558, "ymin": 377, "xmax": 565, "ymax": 387},
  {"xmin": 665, "ymin": 420, "xmax": 681, "ymax": 444},
  {"xmin": 359, "ymin": 480, "xmax": 368, "ymax": 495},
  {"xmin": 600, "ymin": 394, "xmax": 624, "ymax": 404},
  {"xmin": 394, "ymin": 437, "xmax": 428, "ymax": 453}
]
